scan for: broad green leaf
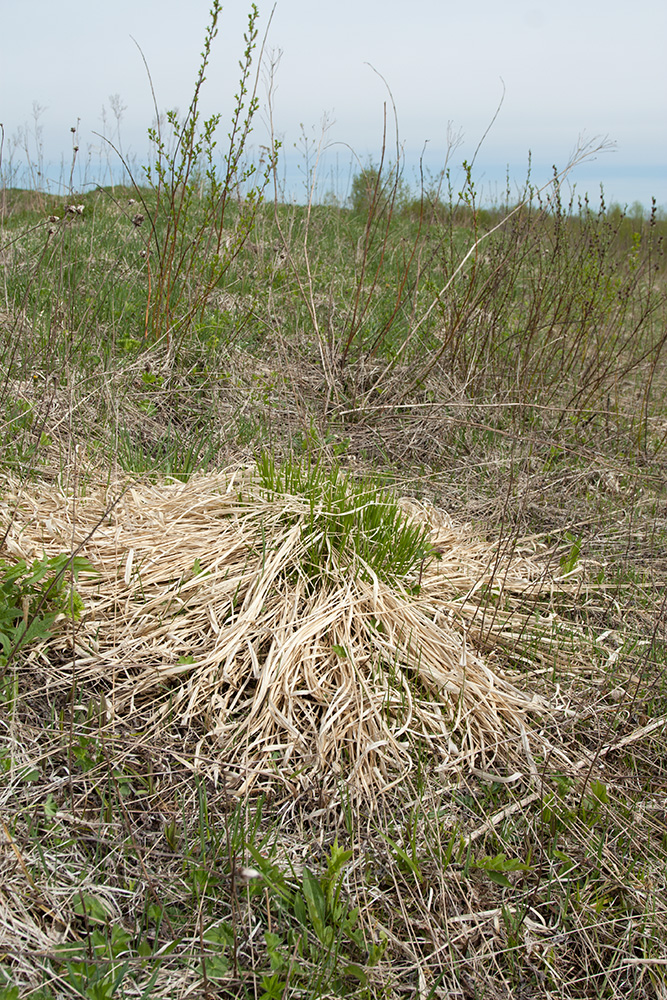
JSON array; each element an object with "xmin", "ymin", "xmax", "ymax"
[{"xmin": 487, "ymin": 871, "xmax": 513, "ymax": 887}]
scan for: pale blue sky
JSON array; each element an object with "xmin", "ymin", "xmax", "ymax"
[{"xmin": 1, "ymin": 0, "xmax": 665, "ymax": 208}]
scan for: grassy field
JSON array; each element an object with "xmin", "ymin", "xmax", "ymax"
[{"xmin": 2, "ymin": 12, "xmax": 667, "ymax": 997}]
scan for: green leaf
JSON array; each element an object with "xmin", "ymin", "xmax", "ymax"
[
  {"xmin": 487, "ymin": 871, "xmax": 513, "ymax": 887},
  {"xmin": 137, "ymin": 938, "xmax": 152, "ymax": 957},
  {"xmin": 380, "ymin": 832, "xmax": 422, "ymax": 880},
  {"xmin": 73, "ymin": 892, "xmax": 111, "ymax": 924},
  {"xmin": 204, "ymin": 922, "xmax": 235, "ymax": 948},
  {"xmin": 324, "ymin": 837, "xmax": 353, "ymax": 895},
  {"xmin": 19, "ymin": 766, "xmax": 40, "ymax": 783},
  {"xmin": 560, "ymin": 532, "xmax": 582, "ymax": 573},
  {"xmin": 343, "ymin": 963, "xmax": 368, "ymax": 985},
  {"xmin": 44, "ymin": 793, "xmax": 58, "ymax": 819},
  {"xmin": 475, "ymin": 852, "xmax": 530, "ymax": 873},
  {"xmin": 259, "ymin": 972, "xmax": 287, "ymax": 1000},
  {"xmin": 553, "ymin": 849, "xmax": 576, "ymax": 876},
  {"xmin": 204, "ymin": 955, "xmax": 229, "ymax": 979},
  {"xmin": 293, "ymin": 892, "xmax": 307, "ymax": 926},
  {"xmin": 590, "ymin": 779, "xmax": 609, "ymax": 804},
  {"xmin": 301, "ymin": 868, "xmax": 327, "ymax": 941},
  {"xmin": 264, "ymin": 932, "xmax": 286, "ymax": 971}
]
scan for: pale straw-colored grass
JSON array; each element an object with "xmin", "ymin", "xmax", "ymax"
[{"xmin": 2, "ymin": 467, "xmax": 589, "ymax": 797}]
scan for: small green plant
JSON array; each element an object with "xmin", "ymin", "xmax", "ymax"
[
  {"xmin": 54, "ymin": 929, "xmax": 132, "ymax": 1000},
  {"xmin": 0, "ymin": 553, "xmax": 93, "ymax": 671},
  {"xmin": 297, "ymin": 841, "xmax": 360, "ymax": 950},
  {"xmin": 249, "ymin": 838, "xmax": 372, "ymax": 991},
  {"xmin": 472, "ymin": 851, "xmax": 531, "ymax": 888},
  {"xmin": 559, "ymin": 531, "xmax": 582, "ymax": 574},
  {"xmin": 201, "ymin": 922, "xmax": 235, "ymax": 980}
]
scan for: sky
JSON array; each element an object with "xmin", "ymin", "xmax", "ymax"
[{"xmin": 1, "ymin": 0, "xmax": 665, "ymax": 209}]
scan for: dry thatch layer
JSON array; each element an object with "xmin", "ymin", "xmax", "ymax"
[{"xmin": 2, "ymin": 468, "xmax": 584, "ymax": 797}]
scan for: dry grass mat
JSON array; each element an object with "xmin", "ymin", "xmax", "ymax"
[{"xmin": 2, "ymin": 466, "xmax": 591, "ymax": 798}]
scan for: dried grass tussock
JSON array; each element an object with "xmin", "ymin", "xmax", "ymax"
[{"xmin": 3, "ymin": 467, "xmax": 580, "ymax": 796}]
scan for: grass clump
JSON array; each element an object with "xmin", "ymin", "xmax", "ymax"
[
  {"xmin": 2, "ymin": 466, "xmax": 564, "ymax": 804},
  {"xmin": 255, "ymin": 451, "xmax": 434, "ymax": 586}
]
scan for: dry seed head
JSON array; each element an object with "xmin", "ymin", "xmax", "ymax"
[{"xmin": 237, "ymin": 867, "xmax": 262, "ymax": 882}]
